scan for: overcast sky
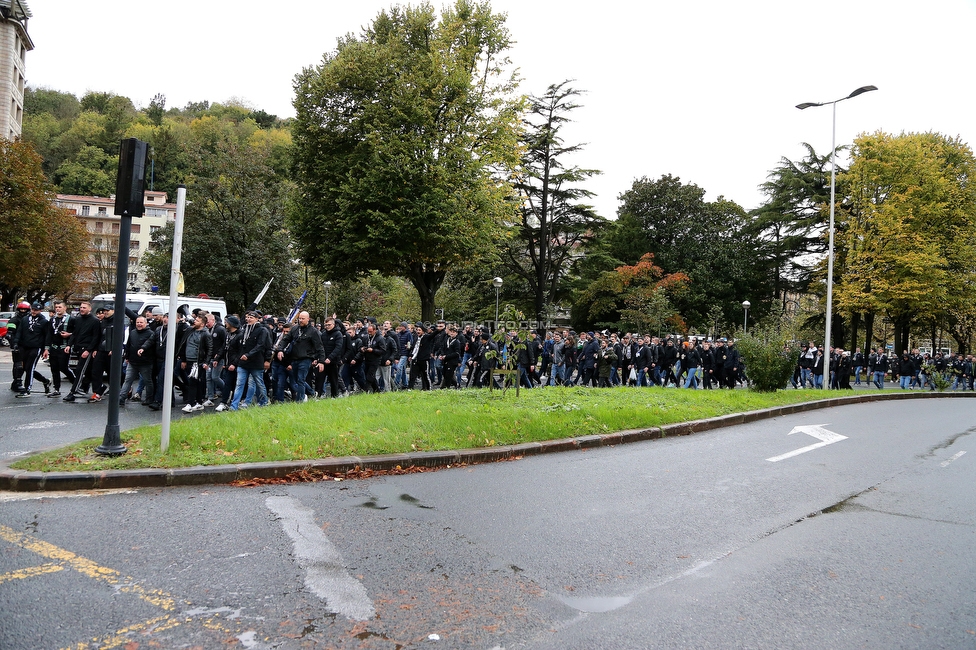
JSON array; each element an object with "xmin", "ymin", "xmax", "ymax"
[{"xmin": 26, "ymin": 0, "xmax": 976, "ymax": 219}]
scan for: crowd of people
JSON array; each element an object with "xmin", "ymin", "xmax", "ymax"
[
  {"xmin": 6, "ymin": 299, "xmax": 972, "ymax": 411},
  {"xmin": 795, "ymin": 343, "xmax": 976, "ymax": 391}
]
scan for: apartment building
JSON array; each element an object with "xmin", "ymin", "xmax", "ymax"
[
  {"xmin": 0, "ymin": 0, "xmax": 31, "ymax": 139},
  {"xmin": 56, "ymin": 191, "xmax": 177, "ymax": 297}
]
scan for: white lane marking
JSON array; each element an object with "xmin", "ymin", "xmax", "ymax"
[
  {"xmin": 941, "ymin": 451, "xmax": 966, "ymax": 467},
  {"xmin": 0, "ymin": 489, "xmax": 138, "ymax": 502},
  {"xmin": 0, "ymin": 404, "xmax": 38, "ymax": 410},
  {"xmin": 265, "ymin": 495, "xmax": 374, "ymax": 621},
  {"xmin": 14, "ymin": 420, "xmax": 68, "ymax": 431},
  {"xmin": 767, "ymin": 424, "xmax": 848, "ymax": 462},
  {"xmin": 0, "ymin": 450, "xmax": 31, "ymax": 458}
]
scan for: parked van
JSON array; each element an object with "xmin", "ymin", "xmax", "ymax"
[{"xmin": 89, "ymin": 293, "xmax": 228, "ymax": 322}]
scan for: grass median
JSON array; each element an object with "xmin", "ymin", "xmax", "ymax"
[{"xmin": 12, "ymin": 386, "xmax": 849, "ymax": 472}]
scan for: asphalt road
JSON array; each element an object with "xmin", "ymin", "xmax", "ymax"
[
  {"xmin": 0, "ymin": 350, "xmax": 191, "ymax": 461},
  {"xmin": 1, "ymin": 387, "xmax": 973, "ymax": 649}
]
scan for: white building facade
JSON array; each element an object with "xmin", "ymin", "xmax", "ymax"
[
  {"xmin": 0, "ymin": 0, "xmax": 31, "ymax": 140},
  {"xmin": 56, "ymin": 191, "xmax": 177, "ymax": 297}
]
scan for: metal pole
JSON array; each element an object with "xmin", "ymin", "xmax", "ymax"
[
  {"xmin": 161, "ymin": 185, "xmax": 187, "ymax": 453},
  {"xmin": 823, "ymin": 102, "xmax": 837, "ymax": 389},
  {"xmin": 95, "ymin": 213, "xmax": 131, "ymax": 456}
]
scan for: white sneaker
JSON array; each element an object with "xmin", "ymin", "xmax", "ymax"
[
  {"xmin": 202, "ymin": 399, "xmax": 214, "ymax": 407},
  {"xmin": 181, "ymin": 404, "xmax": 194, "ymax": 413},
  {"xmin": 132, "ymin": 393, "xmax": 141, "ymax": 401},
  {"xmin": 191, "ymin": 404, "xmax": 205, "ymax": 412},
  {"xmin": 215, "ymin": 403, "xmax": 227, "ymax": 412}
]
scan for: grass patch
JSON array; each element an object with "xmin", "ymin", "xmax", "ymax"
[{"xmin": 12, "ymin": 387, "xmax": 864, "ymax": 472}]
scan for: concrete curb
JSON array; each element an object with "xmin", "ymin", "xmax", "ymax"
[{"xmin": 2, "ymin": 391, "xmax": 974, "ymax": 492}]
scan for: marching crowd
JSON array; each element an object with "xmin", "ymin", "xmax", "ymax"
[
  {"xmin": 6, "ymin": 299, "xmax": 972, "ymax": 412},
  {"xmin": 796, "ymin": 343, "xmax": 976, "ymax": 391}
]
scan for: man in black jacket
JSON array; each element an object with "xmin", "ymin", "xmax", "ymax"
[
  {"xmin": 361, "ymin": 321, "xmax": 387, "ymax": 393},
  {"xmin": 439, "ymin": 324, "xmax": 464, "ymax": 389},
  {"xmin": 275, "ymin": 311, "xmax": 324, "ymax": 402},
  {"xmin": 11, "ymin": 302, "xmax": 52, "ymax": 397},
  {"xmin": 206, "ymin": 313, "xmax": 227, "ymax": 405},
  {"xmin": 119, "ymin": 316, "xmax": 155, "ymax": 405},
  {"xmin": 46, "ymin": 300, "xmax": 75, "ymax": 397},
  {"xmin": 63, "ymin": 301, "xmax": 101, "ymax": 401},
  {"xmin": 409, "ymin": 322, "xmax": 434, "ymax": 390},
  {"xmin": 317, "ymin": 317, "xmax": 345, "ymax": 398}
]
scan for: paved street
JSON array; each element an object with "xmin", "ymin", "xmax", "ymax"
[
  {"xmin": 0, "ymin": 350, "xmax": 191, "ymax": 461},
  {"xmin": 1, "ymin": 377, "xmax": 973, "ymax": 649}
]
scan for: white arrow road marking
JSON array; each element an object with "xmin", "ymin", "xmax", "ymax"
[
  {"xmin": 266, "ymin": 495, "xmax": 374, "ymax": 621},
  {"xmin": 767, "ymin": 424, "xmax": 848, "ymax": 462},
  {"xmin": 940, "ymin": 451, "xmax": 966, "ymax": 467}
]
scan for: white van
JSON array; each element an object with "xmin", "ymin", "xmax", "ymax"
[{"xmin": 89, "ymin": 293, "xmax": 228, "ymax": 322}]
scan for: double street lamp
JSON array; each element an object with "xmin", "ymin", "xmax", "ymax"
[{"xmin": 797, "ymin": 85, "xmax": 877, "ymax": 388}]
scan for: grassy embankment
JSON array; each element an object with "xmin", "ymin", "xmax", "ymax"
[{"xmin": 12, "ymin": 387, "xmax": 850, "ymax": 472}]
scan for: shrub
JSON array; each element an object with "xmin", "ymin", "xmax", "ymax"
[{"xmin": 736, "ymin": 326, "xmax": 801, "ymax": 392}]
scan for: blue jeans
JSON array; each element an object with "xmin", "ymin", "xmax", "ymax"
[
  {"xmin": 873, "ymin": 371, "xmax": 885, "ymax": 389},
  {"xmin": 813, "ymin": 373, "xmax": 823, "ymax": 388},
  {"xmin": 271, "ymin": 361, "xmax": 289, "ymax": 402},
  {"xmin": 291, "ymin": 358, "xmax": 313, "ymax": 400},
  {"xmin": 550, "ymin": 363, "xmax": 565, "ymax": 386},
  {"xmin": 684, "ymin": 367, "xmax": 699, "ymax": 389},
  {"xmin": 457, "ymin": 353, "xmax": 471, "ymax": 384},
  {"xmin": 800, "ymin": 368, "xmax": 811, "ymax": 388},
  {"xmin": 900, "ymin": 374, "xmax": 911, "ymax": 389},
  {"xmin": 853, "ymin": 366, "xmax": 862, "ymax": 384},
  {"xmin": 395, "ymin": 355, "xmax": 409, "ymax": 388},
  {"xmin": 232, "ymin": 366, "xmax": 267, "ymax": 409}
]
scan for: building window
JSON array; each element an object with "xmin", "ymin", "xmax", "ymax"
[
  {"xmin": 129, "ymin": 240, "xmax": 140, "ymax": 250},
  {"xmin": 97, "ymin": 207, "xmax": 107, "ymax": 216},
  {"xmin": 82, "ymin": 205, "xmax": 91, "ymax": 216},
  {"xmin": 111, "ymin": 223, "xmax": 120, "ymax": 234},
  {"xmin": 94, "ymin": 221, "xmax": 103, "ymax": 232},
  {"xmin": 131, "ymin": 223, "xmax": 141, "ymax": 234},
  {"xmin": 128, "ymin": 273, "xmax": 138, "ymax": 284}
]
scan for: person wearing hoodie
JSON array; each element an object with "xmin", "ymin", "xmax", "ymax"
[{"xmin": 230, "ymin": 311, "xmax": 272, "ymax": 410}]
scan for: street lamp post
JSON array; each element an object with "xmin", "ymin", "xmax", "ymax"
[
  {"xmin": 323, "ymin": 281, "xmax": 332, "ymax": 322},
  {"xmin": 492, "ymin": 277, "xmax": 503, "ymax": 329},
  {"xmin": 742, "ymin": 300, "xmax": 751, "ymax": 333},
  {"xmin": 797, "ymin": 85, "xmax": 877, "ymax": 388}
]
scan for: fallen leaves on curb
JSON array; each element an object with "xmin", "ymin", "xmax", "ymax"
[{"xmin": 230, "ymin": 455, "xmax": 524, "ymax": 487}]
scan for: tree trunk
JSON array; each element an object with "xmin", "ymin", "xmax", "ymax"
[
  {"xmin": 849, "ymin": 312, "xmax": 861, "ymax": 352},
  {"xmin": 863, "ymin": 312, "xmax": 875, "ymax": 352},
  {"xmin": 408, "ymin": 263, "xmax": 446, "ymax": 323},
  {"xmin": 895, "ymin": 316, "xmax": 911, "ymax": 355}
]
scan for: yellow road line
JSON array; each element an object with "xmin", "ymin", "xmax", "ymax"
[
  {"xmin": 0, "ymin": 524, "xmax": 176, "ymax": 610},
  {"xmin": 0, "ymin": 561, "xmax": 65, "ymax": 584},
  {"xmin": 1, "ymin": 524, "xmax": 239, "ymax": 649}
]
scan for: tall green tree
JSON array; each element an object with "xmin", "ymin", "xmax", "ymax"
[
  {"xmin": 143, "ymin": 137, "xmax": 298, "ymax": 315},
  {"xmin": 747, "ymin": 143, "xmax": 836, "ymax": 305},
  {"xmin": 502, "ymin": 80, "xmax": 604, "ymax": 323},
  {"xmin": 835, "ymin": 131, "xmax": 976, "ymax": 354},
  {"xmin": 607, "ymin": 174, "xmax": 772, "ymax": 331},
  {"xmin": 289, "ymin": 0, "xmax": 522, "ymax": 321},
  {"xmin": 0, "ymin": 139, "xmax": 86, "ymax": 307},
  {"xmin": 53, "ymin": 145, "xmax": 116, "ymax": 196}
]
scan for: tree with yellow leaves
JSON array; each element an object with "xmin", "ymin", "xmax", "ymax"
[{"xmin": 836, "ymin": 131, "xmax": 976, "ymax": 353}]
